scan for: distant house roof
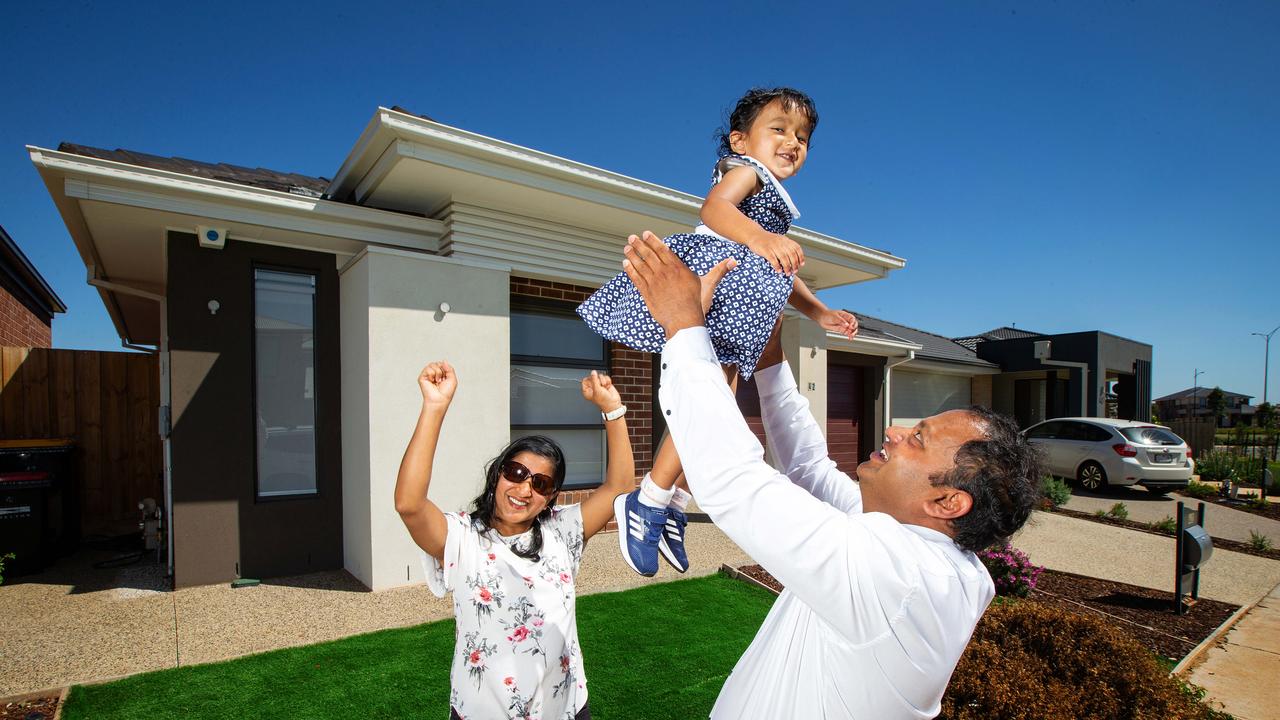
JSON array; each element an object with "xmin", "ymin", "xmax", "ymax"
[
  {"xmin": 1154, "ymin": 387, "xmax": 1254, "ymax": 402},
  {"xmin": 952, "ymin": 326, "xmax": 1045, "ymax": 351},
  {"xmin": 0, "ymin": 224, "xmax": 67, "ymax": 319},
  {"xmin": 855, "ymin": 313, "xmax": 999, "ymax": 367},
  {"xmin": 57, "ymin": 142, "xmax": 330, "ymax": 198}
]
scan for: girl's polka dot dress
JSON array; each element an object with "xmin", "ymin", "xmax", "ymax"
[{"xmin": 576, "ymin": 154, "xmax": 799, "ymax": 379}]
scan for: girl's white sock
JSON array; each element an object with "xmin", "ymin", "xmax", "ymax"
[
  {"xmin": 638, "ymin": 473, "xmax": 675, "ymax": 509},
  {"xmin": 670, "ymin": 487, "xmax": 693, "ymax": 512}
]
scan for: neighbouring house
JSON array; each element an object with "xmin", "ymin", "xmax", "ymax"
[
  {"xmin": 1154, "ymin": 387, "xmax": 1255, "ymax": 427},
  {"xmin": 0, "ymin": 224, "xmax": 66, "ymax": 347},
  {"xmin": 954, "ymin": 327, "xmax": 1153, "ymax": 427},
  {"xmin": 30, "ymin": 106, "xmax": 905, "ymax": 590}
]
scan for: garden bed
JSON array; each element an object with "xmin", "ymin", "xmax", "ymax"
[
  {"xmin": 1183, "ymin": 493, "xmax": 1280, "ymax": 522},
  {"xmin": 1, "ymin": 693, "xmax": 59, "ymax": 720},
  {"xmin": 737, "ymin": 564, "xmax": 1238, "ymax": 663},
  {"xmin": 1051, "ymin": 506, "xmax": 1280, "ymax": 561}
]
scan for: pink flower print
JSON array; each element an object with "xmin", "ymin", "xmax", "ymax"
[
  {"xmin": 531, "ymin": 617, "xmax": 544, "ymax": 628},
  {"xmin": 522, "ymin": 576, "xmax": 534, "ymax": 589},
  {"xmin": 508, "ymin": 625, "xmax": 531, "ymax": 643},
  {"xmin": 488, "ymin": 552, "xmax": 496, "ymax": 561},
  {"xmin": 473, "ymin": 586, "xmax": 493, "ymax": 605},
  {"xmin": 504, "ymin": 676, "xmax": 514, "ymax": 687},
  {"xmin": 467, "ymin": 650, "xmax": 484, "ymax": 669},
  {"xmin": 560, "ymin": 654, "xmax": 571, "ymax": 672},
  {"xmin": 559, "ymin": 572, "xmax": 571, "ymax": 584}
]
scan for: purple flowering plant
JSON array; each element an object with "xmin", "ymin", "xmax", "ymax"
[{"xmin": 977, "ymin": 544, "xmax": 1044, "ymax": 598}]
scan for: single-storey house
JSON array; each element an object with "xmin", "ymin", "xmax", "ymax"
[
  {"xmin": 0, "ymin": 224, "xmax": 66, "ymax": 347},
  {"xmin": 30, "ymin": 106, "xmax": 906, "ymax": 590}
]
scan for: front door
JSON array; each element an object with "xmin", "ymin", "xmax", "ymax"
[{"xmin": 827, "ymin": 365, "xmax": 864, "ymax": 478}]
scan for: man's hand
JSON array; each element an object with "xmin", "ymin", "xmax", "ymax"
[
  {"xmin": 818, "ymin": 309, "xmax": 859, "ymax": 340},
  {"xmin": 623, "ymin": 231, "xmax": 734, "ymax": 340},
  {"xmin": 748, "ymin": 232, "xmax": 804, "ymax": 275}
]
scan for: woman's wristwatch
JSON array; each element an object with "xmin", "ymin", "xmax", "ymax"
[{"xmin": 601, "ymin": 405, "xmax": 627, "ymax": 422}]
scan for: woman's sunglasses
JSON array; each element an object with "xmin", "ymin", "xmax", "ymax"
[{"xmin": 500, "ymin": 460, "xmax": 558, "ymax": 497}]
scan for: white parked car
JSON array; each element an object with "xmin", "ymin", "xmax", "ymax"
[{"xmin": 1022, "ymin": 417, "xmax": 1195, "ymax": 495}]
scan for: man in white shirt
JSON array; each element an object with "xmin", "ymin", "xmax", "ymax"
[{"xmin": 619, "ymin": 232, "xmax": 1041, "ymax": 719}]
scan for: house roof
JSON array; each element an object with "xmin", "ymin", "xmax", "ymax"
[
  {"xmin": 57, "ymin": 143, "xmax": 331, "ymax": 198},
  {"xmin": 0, "ymin": 224, "xmax": 67, "ymax": 317},
  {"xmin": 952, "ymin": 326, "xmax": 1045, "ymax": 351},
  {"xmin": 1154, "ymin": 387, "xmax": 1254, "ymax": 402},
  {"xmin": 854, "ymin": 313, "xmax": 999, "ymax": 367}
]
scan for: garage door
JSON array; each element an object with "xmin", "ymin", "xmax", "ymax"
[
  {"xmin": 828, "ymin": 365, "xmax": 864, "ymax": 477},
  {"xmin": 891, "ymin": 370, "xmax": 970, "ymax": 426}
]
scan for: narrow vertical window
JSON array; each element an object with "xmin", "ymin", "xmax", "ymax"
[{"xmin": 254, "ymin": 268, "xmax": 318, "ymax": 497}]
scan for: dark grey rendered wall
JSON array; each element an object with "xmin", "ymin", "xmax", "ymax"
[{"xmin": 168, "ymin": 233, "xmax": 342, "ymax": 587}]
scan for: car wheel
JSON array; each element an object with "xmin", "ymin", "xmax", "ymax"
[{"xmin": 1077, "ymin": 461, "xmax": 1108, "ymax": 492}]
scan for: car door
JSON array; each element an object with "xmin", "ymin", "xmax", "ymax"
[
  {"xmin": 1056, "ymin": 421, "xmax": 1098, "ymax": 475},
  {"xmin": 1024, "ymin": 421, "xmax": 1065, "ymax": 475}
]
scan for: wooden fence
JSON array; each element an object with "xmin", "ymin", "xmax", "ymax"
[
  {"xmin": 1, "ymin": 346, "xmax": 161, "ymax": 536},
  {"xmin": 1162, "ymin": 417, "xmax": 1216, "ymax": 459}
]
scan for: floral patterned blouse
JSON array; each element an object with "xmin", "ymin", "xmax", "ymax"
[{"xmin": 423, "ymin": 504, "xmax": 587, "ymax": 720}]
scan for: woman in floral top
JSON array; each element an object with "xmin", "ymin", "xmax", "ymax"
[{"xmin": 396, "ymin": 361, "xmax": 635, "ymax": 720}]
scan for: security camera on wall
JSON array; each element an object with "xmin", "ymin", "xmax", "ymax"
[{"xmin": 196, "ymin": 225, "xmax": 227, "ymax": 249}]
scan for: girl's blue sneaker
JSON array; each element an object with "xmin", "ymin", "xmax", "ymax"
[
  {"xmin": 614, "ymin": 490, "xmax": 664, "ymax": 576},
  {"xmin": 658, "ymin": 507, "xmax": 689, "ymax": 573}
]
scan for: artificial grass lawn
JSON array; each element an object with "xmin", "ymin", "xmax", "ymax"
[{"xmin": 61, "ymin": 573, "xmax": 775, "ymax": 719}]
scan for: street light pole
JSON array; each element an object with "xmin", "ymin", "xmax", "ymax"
[
  {"xmin": 1251, "ymin": 324, "xmax": 1279, "ymax": 405},
  {"xmin": 1192, "ymin": 368, "xmax": 1204, "ymax": 421}
]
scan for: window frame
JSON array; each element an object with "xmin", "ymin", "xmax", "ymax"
[
  {"xmin": 509, "ymin": 296, "xmax": 611, "ymax": 490},
  {"xmin": 251, "ymin": 264, "xmax": 322, "ymax": 502}
]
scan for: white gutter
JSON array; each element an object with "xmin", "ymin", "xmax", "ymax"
[{"xmin": 884, "ymin": 351, "xmax": 916, "ymax": 427}]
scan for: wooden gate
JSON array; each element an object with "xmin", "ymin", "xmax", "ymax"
[{"xmin": 0, "ymin": 346, "xmax": 161, "ymax": 536}]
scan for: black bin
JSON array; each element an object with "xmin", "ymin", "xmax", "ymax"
[{"xmin": 0, "ymin": 471, "xmax": 54, "ymax": 574}]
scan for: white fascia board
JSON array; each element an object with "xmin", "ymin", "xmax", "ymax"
[
  {"xmin": 29, "ymin": 147, "xmax": 444, "ymax": 251},
  {"xmin": 329, "ymin": 108, "xmax": 906, "ymax": 273},
  {"xmin": 826, "ymin": 331, "xmax": 921, "ymax": 358},
  {"xmin": 898, "ymin": 358, "xmax": 1002, "ymax": 377}
]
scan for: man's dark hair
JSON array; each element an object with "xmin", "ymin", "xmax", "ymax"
[
  {"xmin": 930, "ymin": 406, "xmax": 1042, "ymax": 553},
  {"xmin": 716, "ymin": 87, "xmax": 819, "ymax": 156}
]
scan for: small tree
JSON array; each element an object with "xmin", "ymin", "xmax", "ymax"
[
  {"xmin": 1257, "ymin": 402, "xmax": 1276, "ymax": 430},
  {"xmin": 1206, "ymin": 387, "xmax": 1227, "ymax": 426},
  {"xmin": 1150, "ymin": 401, "xmax": 1160, "ymax": 423}
]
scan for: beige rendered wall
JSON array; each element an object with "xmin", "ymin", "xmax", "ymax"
[
  {"xmin": 780, "ymin": 314, "xmax": 828, "ymax": 434},
  {"xmin": 341, "ymin": 247, "xmax": 510, "ymax": 591}
]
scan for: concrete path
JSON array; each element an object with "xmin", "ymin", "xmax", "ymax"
[
  {"xmin": 1187, "ymin": 582, "xmax": 1280, "ymax": 720},
  {"xmin": 1063, "ymin": 486, "xmax": 1280, "ymax": 544},
  {"xmin": 0, "ymin": 522, "xmax": 751, "ymax": 698}
]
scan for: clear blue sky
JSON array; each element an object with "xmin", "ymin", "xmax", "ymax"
[{"xmin": 2, "ymin": 1, "xmax": 1276, "ymax": 401}]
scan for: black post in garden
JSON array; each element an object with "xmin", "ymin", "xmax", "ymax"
[{"xmin": 1174, "ymin": 501, "xmax": 1213, "ymax": 615}]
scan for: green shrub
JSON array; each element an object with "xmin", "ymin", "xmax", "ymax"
[
  {"xmin": 1183, "ymin": 480, "xmax": 1218, "ymax": 499},
  {"xmin": 1040, "ymin": 475, "xmax": 1071, "ymax": 508},
  {"xmin": 1195, "ymin": 451, "xmax": 1236, "ymax": 483},
  {"xmin": 977, "ymin": 544, "xmax": 1044, "ymax": 598},
  {"xmin": 1248, "ymin": 497, "xmax": 1269, "ymax": 512},
  {"xmin": 940, "ymin": 602, "xmax": 1229, "ymax": 719},
  {"xmin": 0, "ymin": 552, "xmax": 13, "ymax": 586},
  {"xmin": 1249, "ymin": 530, "xmax": 1274, "ymax": 552},
  {"xmin": 1149, "ymin": 516, "xmax": 1177, "ymax": 535},
  {"xmin": 1107, "ymin": 502, "xmax": 1130, "ymax": 520},
  {"xmin": 1095, "ymin": 509, "xmax": 1108, "ymax": 518}
]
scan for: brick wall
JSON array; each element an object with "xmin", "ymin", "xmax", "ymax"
[
  {"xmin": 0, "ymin": 284, "xmax": 52, "ymax": 347},
  {"xmin": 511, "ymin": 277, "xmax": 653, "ymax": 524}
]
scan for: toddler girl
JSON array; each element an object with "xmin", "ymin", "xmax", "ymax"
[{"xmin": 577, "ymin": 87, "xmax": 857, "ymax": 576}]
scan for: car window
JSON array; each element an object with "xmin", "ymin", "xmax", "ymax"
[
  {"xmin": 1119, "ymin": 426, "xmax": 1183, "ymax": 445},
  {"xmin": 1026, "ymin": 421, "xmax": 1062, "ymax": 439},
  {"xmin": 1057, "ymin": 422, "xmax": 1089, "ymax": 441},
  {"xmin": 1085, "ymin": 424, "xmax": 1114, "ymax": 442}
]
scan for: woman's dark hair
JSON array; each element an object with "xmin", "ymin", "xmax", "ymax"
[
  {"xmin": 930, "ymin": 406, "xmax": 1043, "ymax": 553},
  {"xmin": 716, "ymin": 87, "xmax": 819, "ymax": 156},
  {"xmin": 469, "ymin": 435, "xmax": 566, "ymax": 561}
]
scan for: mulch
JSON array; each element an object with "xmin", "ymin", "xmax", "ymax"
[
  {"xmin": 737, "ymin": 564, "xmax": 1239, "ymax": 663},
  {"xmin": 1050, "ymin": 506, "xmax": 1280, "ymax": 561},
  {"xmin": 1190, "ymin": 493, "xmax": 1280, "ymax": 522},
  {"xmin": 0, "ymin": 694, "xmax": 58, "ymax": 720}
]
